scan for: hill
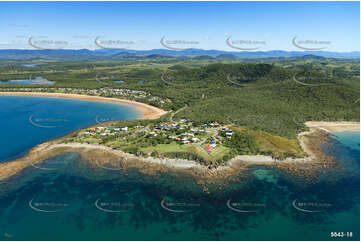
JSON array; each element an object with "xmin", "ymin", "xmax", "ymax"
[{"xmin": 0, "ymin": 49, "xmax": 359, "ymax": 60}]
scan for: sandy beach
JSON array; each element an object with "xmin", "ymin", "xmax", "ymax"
[
  {"xmin": 0, "ymin": 116, "xmax": 359, "ymax": 182},
  {"xmin": 228, "ymin": 121, "xmax": 359, "ymax": 176},
  {"xmin": 305, "ymin": 121, "xmax": 360, "ymax": 133},
  {"xmin": 297, "ymin": 121, "xmax": 360, "ymax": 163},
  {"xmin": 0, "ymin": 92, "xmax": 168, "ymax": 120}
]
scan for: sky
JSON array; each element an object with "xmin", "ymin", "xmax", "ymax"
[{"xmin": 0, "ymin": 1, "xmax": 359, "ymax": 52}]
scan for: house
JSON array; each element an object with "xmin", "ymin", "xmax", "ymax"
[
  {"xmin": 121, "ymin": 127, "xmax": 128, "ymax": 132},
  {"xmin": 191, "ymin": 137, "xmax": 200, "ymax": 142}
]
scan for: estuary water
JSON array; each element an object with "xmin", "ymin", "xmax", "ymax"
[{"xmin": 0, "ymin": 97, "xmax": 359, "ymax": 240}]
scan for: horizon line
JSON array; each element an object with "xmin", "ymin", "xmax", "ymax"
[{"xmin": 0, "ymin": 48, "xmax": 359, "ymax": 53}]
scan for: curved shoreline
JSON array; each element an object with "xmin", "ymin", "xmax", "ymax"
[
  {"xmin": 0, "ymin": 118, "xmax": 359, "ymax": 182},
  {"xmin": 0, "ymin": 92, "xmax": 168, "ymax": 120},
  {"xmin": 305, "ymin": 121, "xmax": 360, "ymax": 133}
]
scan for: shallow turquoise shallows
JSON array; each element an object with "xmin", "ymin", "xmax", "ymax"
[
  {"xmin": 0, "ymin": 98, "xmax": 359, "ymax": 241},
  {"xmin": 330, "ymin": 131, "xmax": 360, "ymax": 152},
  {"xmin": 0, "ymin": 96, "xmax": 141, "ymax": 162}
]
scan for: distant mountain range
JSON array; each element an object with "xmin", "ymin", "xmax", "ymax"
[{"xmin": 0, "ymin": 48, "xmax": 359, "ymax": 60}]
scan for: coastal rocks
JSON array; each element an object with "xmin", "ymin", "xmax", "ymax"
[
  {"xmin": 0, "ymin": 143, "xmax": 67, "ymax": 182},
  {"xmin": 0, "ymin": 123, "xmax": 342, "ymax": 184},
  {"xmin": 222, "ymin": 131, "xmax": 337, "ymax": 181}
]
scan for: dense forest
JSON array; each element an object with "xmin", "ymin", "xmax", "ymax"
[
  {"xmin": 0, "ymin": 57, "xmax": 359, "ymax": 138},
  {"xmin": 151, "ymin": 62, "xmax": 359, "ymax": 137}
]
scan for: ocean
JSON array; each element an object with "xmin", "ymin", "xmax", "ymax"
[
  {"xmin": 0, "ymin": 96, "xmax": 141, "ymax": 162},
  {"xmin": 0, "ymin": 96, "xmax": 359, "ymax": 240}
]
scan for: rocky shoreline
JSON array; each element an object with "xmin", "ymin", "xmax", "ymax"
[{"xmin": 1, "ymin": 121, "xmax": 356, "ymax": 183}]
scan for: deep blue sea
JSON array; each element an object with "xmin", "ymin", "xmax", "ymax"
[
  {"xmin": 0, "ymin": 96, "xmax": 359, "ymax": 241},
  {"xmin": 0, "ymin": 96, "xmax": 141, "ymax": 162}
]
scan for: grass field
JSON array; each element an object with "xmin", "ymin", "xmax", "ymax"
[{"xmin": 231, "ymin": 126, "xmax": 304, "ymax": 157}]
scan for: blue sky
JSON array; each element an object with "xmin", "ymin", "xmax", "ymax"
[{"xmin": 0, "ymin": 1, "xmax": 359, "ymax": 51}]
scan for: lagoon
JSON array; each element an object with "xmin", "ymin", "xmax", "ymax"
[
  {"xmin": 114, "ymin": 80, "xmax": 126, "ymax": 84},
  {"xmin": 20, "ymin": 63, "xmax": 44, "ymax": 67},
  {"xmin": 0, "ymin": 76, "xmax": 54, "ymax": 85}
]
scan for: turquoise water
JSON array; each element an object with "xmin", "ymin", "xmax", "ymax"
[
  {"xmin": 0, "ymin": 76, "xmax": 54, "ymax": 85},
  {"xmin": 0, "ymin": 96, "xmax": 141, "ymax": 162},
  {"xmin": 330, "ymin": 131, "xmax": 360, "ymax": 152},
  {"xmin": 0, "ymin": 99, "xmax": 359, "ymax": 241},
  {"xmin": 114, "ymin": 80, "xmax": 126, "ymax": 84}
]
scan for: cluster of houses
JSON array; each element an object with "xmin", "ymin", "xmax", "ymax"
[
  {"xmin": 149, "ymin": 121, "xmax": 235, "ymax": 154},
  {"xmin": 150, "ymin": 120, "xmax": 223, "ymax": 144},
  {"xmin": 202, "ymin": 135, "xmax": 222, "ymax": 153},
  {"xmin": 76, "ymin": 119, "xmax": 236, "ymax": 155},
  {"xmin": 146, "ymin": 120, "xmax": 230, "ymax": 154},
  {"xmin": 0, "ymin": 87, "xmax": 170, "ymax": 106},
  {"xmin": 220, "ymin": 127, "xmax": 234, "ymax": 139},
  {"xmin": 83, "ymin": 126, "xmax": 134, "ymax": 137}
]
